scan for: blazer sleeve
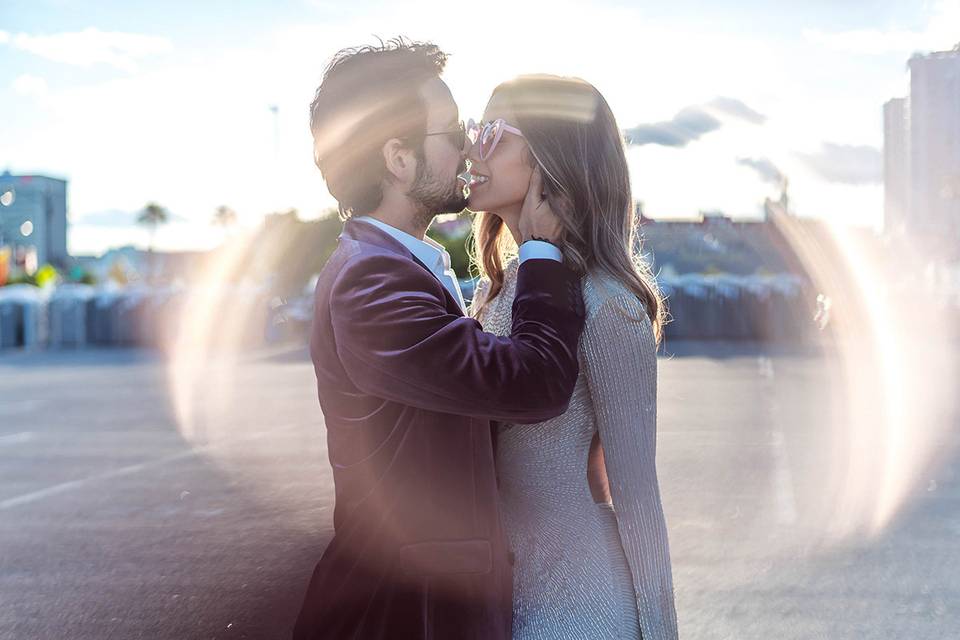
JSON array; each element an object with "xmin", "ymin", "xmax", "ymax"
[
  {"xmin": 329, "ymin": 252, "xmax": 585, "ymax": 423},
  {"xmin": 583, "ymin": 293, "xmax": 679, "ymax": 640}
]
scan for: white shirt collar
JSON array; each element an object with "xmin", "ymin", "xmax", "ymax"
[{"xmin": 354, "ymin": 216, "xmax": 450, "ymax": 273}]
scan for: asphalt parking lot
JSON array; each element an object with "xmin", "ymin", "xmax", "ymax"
[{"xmin": 1, "ymin": 345, "xmax": 957, "ymax": 639}]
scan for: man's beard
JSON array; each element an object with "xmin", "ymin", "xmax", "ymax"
[{"xmin": 408, "ymin": 157, "xmax": 468, "ymax": 225}]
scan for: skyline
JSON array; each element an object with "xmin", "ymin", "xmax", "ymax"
[{"xmin": 2, "ymin": 0, "xmax": 958, "ymax": 255}]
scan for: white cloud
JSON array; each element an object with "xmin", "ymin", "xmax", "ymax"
[
  {"xmin": 803, "ymin": 28, "xmax": 926, "ymax": 55},
  {"xmin": 796, "ymin": 143, "xmax": 882, "ymax": 185},
  {"xmin": 12, "ymin": 74, "xmax": 48, "ymax": 98},
  {"xmin": 803, "ymin": 0, "xmax": 960, "ymax": 55},
  {"xmin": 0, "ymin": 31, "xmax": 9, "ymax": 45},
  {"xmin": 5, "ymin": 28, "xmax": 172, "ymax": 72}
]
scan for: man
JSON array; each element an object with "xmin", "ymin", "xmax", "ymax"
[{"xmin": 293, "ymin": 39, "xmax": 585, "ymax": 640}]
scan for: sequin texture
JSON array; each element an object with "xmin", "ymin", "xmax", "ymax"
[{"xmin": 473, "ymin": 258, "xmax": 679, "ymax": 640}]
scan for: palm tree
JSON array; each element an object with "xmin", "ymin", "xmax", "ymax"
[
  {"xmin": 137, "ymin": 202, "xmax": 169, "ymax": 282},
  {"xmin": 212, "ymin": 205, "xmax": 238, "ymax": 237},
  {"xmin": 137, "ymin": 202, "xmax": 169, "ymax": 253}
]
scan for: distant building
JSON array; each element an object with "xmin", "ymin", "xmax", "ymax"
[
  {"xmin": 883, "ymin": 97, "xmax": 910, "ymax": 234},
  {"xmin": 0, "ymin": 172, "xmax": 69, "ymax": 269},
  {"xmin": 72, "ymin": 245, "xmax": 210, "ymax": 284},
  {"xmin": 908, "ymin": 48, "xmax": 960, "ymax": 241},
  {"xmin": 637, "ymin": 211, "xmax": 802, "ymax": 276}
]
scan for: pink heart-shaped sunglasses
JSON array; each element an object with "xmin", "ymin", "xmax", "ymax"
[{"xmin": 467, "ymin": 118, "xmax": 525, "ymax": 161}]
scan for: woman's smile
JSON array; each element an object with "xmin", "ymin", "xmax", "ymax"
[{"xmin": 467, "ymin": 170, "xmax": 490, "ymax": 190}]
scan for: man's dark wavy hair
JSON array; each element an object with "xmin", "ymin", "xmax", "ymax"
[{"xmin": 309, "ymin": 37, "xmax": 449, "ymax": 218}]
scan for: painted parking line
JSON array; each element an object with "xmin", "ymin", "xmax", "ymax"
[
  {"xmin": 757, "ymin": 356, "xmax": 799, "ymax": 525},
  {"xmin": 0, "ymin": 424, "xmax": 299, "ymax": 511},
  {"xmin": 0, "ymin": 431, "xmax": 34, "ymax": 446}
]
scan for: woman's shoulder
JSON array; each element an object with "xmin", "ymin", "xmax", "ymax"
[
  {"xmin": 581, "ymin": 269, "xmax": 648, "ymax": 319},
  {"xmin": 504, "ymin": 255, "xmax": 520, "ymax": 276},
  {"xmin": 499, "ymin": 256, "xmax": 521, "ymax": 293},
  {"xmin": 471, "ymin": 276, "xmax": 490, "ymax": 305},
  {"xmin": 581, "ymin": 268, "xmax": 643, "ymax": 314},
  {"xmin": 470, "ymin": 256, "xmax": 521, "ymax": 318}
]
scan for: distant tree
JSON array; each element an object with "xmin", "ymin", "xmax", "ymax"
[
  {"xmin": 137, "ymin": 202, "xmax": 169, "ymax": 283},
  {"xmin": 137, "ymin": 202, "xmax": 169, "ymax": 253},
  {"xmin": 108, "ymin": 259, "xmax": 130, "ymax": 285},
  {"xmin": 35, "ymin": 264, "xmax": 59, "ymax": 288},
  {"xmin": 212, "ymin": 205, "xmax": 238, "ymax": 233},
  {"xmin": 252, "ymin": 208, "xmax": 343, "ymax": 297},
  {"xmin": 427, "ymin": 213, "xmax": 474, "ymax": 278}
]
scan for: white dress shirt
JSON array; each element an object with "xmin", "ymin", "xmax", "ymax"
[{"xmin": 354, "ymin": 216, "xmax": 562, "ymax": 313}]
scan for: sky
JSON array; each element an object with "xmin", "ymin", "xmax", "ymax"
[{"xmin": 1, "ymin": 0, "xmax": 958, "ymax": 255}]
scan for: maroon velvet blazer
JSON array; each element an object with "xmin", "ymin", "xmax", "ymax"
[{"xmin": 293, "ymin": 219, "xmax": 585, "ymax": 640}]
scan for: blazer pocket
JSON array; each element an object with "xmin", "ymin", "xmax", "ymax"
[{"xmin": 397, "ymin": 539, "xmax": 493, "ymax": 577}]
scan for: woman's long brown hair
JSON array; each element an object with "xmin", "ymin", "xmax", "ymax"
[{"xmin": 470, "ymin": 75, "xmax": 666, "ymax": 341}]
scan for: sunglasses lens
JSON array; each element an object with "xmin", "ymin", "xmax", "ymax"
[{"xmin": 480, "ymin": 121, "xmax": 499, "ymax": 158}]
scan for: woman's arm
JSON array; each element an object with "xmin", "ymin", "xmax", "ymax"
[{"xmin": 583, "ymin": 292, "xmax": 679, "ymax": 640}]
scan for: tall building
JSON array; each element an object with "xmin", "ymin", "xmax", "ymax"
[
  {"xmin": 908, "ymin": 48, "xmax": 960, "ymax": 240},
  {"xmin": 883, "ymin": 97, "xmax": 910, "ymax": 234},
  {"xmin": 0, "ymin": 172, "xmax": 68, "ymax": 269}
]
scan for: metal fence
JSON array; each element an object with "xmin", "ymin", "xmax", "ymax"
[
  {"xmin": 0, "ymin": 273, "xmax": 818, "ymax": 351},
  {"xmin": 658, "ymin": 273, "xmax": 813, "ymax": 342}
]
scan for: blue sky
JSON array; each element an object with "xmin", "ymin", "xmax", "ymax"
[{"xmin": 1, "ymin": 0, "xmax": 957, "ymax": 255}]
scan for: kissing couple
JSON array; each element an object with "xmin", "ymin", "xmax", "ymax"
[{"xmin": 293, "ymin": 37, "xmax": 678, "ymax": 640}]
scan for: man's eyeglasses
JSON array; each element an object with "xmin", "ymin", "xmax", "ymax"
[
  {"xmin": 423, "ymin": 120, "xmax": 467, "ymax": 150},
  {"xmin": 466, "ymin": 118, "xmax": 524, "ymax": 161}
]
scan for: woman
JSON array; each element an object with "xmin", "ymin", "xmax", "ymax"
[{"xmin": 467, "ymin": 75, "xmax": 679, "ymax": 640}]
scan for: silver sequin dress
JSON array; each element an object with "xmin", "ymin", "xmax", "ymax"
[{"xmin": 473, "ymin": 258, "xmax": 679, "ymax": 640}]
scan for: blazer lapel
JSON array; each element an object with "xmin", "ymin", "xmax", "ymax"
[{"xmin": 341, "ymin": 219, "xmax": 465, "ymax": 317}]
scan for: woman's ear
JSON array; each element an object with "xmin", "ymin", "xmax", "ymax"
[{"xmin": 382, "ymin": 138, "xmax": 416, "ymax": 184}]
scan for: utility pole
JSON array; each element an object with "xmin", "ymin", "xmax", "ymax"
[{"xmin": 269, "ymin": 105, "xmax": 282, "ymax": 214}]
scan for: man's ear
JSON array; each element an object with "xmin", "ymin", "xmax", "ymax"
[{"xmin": 382, "ymin": 138, "xmax": 417, "ymax": 184}]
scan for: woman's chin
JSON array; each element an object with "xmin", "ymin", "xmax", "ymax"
[
  {"xmin": 467, "ymin": 190, "xmax": 508, "ymax": 215},
  {"xmin": 466, "ymin": 194, "xmax": 491, "ymax": 212}
]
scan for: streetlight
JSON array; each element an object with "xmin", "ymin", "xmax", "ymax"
[{"xmin": 0, "ymin": 186, "xmax": 14, "ymax": 207}]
